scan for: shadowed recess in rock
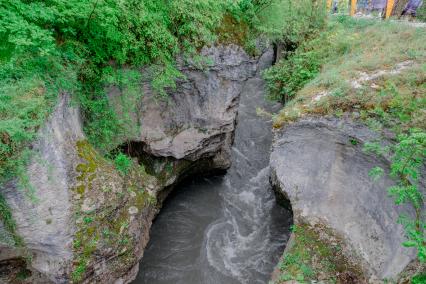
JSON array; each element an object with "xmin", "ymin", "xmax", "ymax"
[{"xmin": 133, "ymin": 74, "xmax": 293, "ymax": 284}]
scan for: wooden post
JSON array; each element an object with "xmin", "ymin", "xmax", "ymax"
[
  {"xmin": 327, "ymin": 0, "xmax": 333, "ymax": 10},
  {"xmin": 350, "ymin": 0, "xmax": 357, "ymax": 16},
  {"xmin": 385, "ymin": 0, "xmax": 395, "ymax": 18}
]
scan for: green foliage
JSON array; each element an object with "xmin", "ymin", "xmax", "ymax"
[
  {"xmin": 412, "ymin": 273, "xmax": 426, "ymax": 284},
  {"xmin": 390, "ymin": 130, "xmax": 426, "ymax": 182},
  {"xmin": 71, "ymin": 258, "xmax": 87, "ymax": 283},
  {"xmin": 258, "ymin": 0, "xmax": 327, "ymax": 43},
  {"xmin": 83, "ymin": 216, "xmax": 93, "ymax": 224},
  {"xmin": 275, "ymin": 224, "xmax": 361, "ymax": 283},
  {"xmin": 0, "ymin": 50, "xmax": 79, "ymax": 184},
  {"xmin": 113, "ymin": 153, "xmax": 132, "ymax": 176},
  {"xmin": 368, "ymin": 166, "xmax": 384, "ymax": 181},
  {"xmin": 0, "ymin": 0, "xmax": 276, "ymax": 241},
  {"xmin": 263, "ymin": 42, "xmax": 324, "ymax": 103},
  {"xmin": 366, "ymin": 129, "xmax": 426, "ymax": 263},
  {"xmin": 0, "ymin": 0, "xmax": 273, "ymax": 180},
  {"xmin": 272, "ymin": 17, "xmax": 426, "ymax": 128},
  {"xmin": 262, "ymin": 1, "xmax": 329, "ymax": 103},
  {"xmin": 0, "ymin": 194, "xmax": 22, "ymax": 246},
  {"xmin": 263, "ymin": 14, "xmax": 386, "ymax": 104}
]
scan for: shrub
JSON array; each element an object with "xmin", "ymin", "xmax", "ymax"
[
  {"xmin": 261, "ymin": 0, "xmax": 328, "ymax": 103},
  {"xmin": 263, "ymin": 43, "xmax": 324, "ymax": 103},
  {"xmin": 365, "ymin": 129, "xmax": 426, "ymax": 263},
  {"xmin": 113, "ymin": 153, "xmax": 132, "ymax": 175},
  {"xmin": 258, "ymin": 0, "xmax": 327, "ymax": 43}
]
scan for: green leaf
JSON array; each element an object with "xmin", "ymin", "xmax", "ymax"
[
  {"xmin": 369, "ymin": 167, "xmax": 384, "ymax": 181},
  {"xmin": 402, "ymin": 240, "xmax": 417, "ymax": 248}
]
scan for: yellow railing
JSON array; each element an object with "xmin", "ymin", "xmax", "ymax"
[
  {"xmin": 327, "ymin": 0, "xmax": 333, "ymax": 10},
  {"xmin": 329, "ymin": 0, "xmax": 397, "ymax": 19},
  {"xmin": 385, "ymin": 0, "xmax": 395, "ymax": 19},
  {"xmin": 350, "ymin": 0, "xmax": 357, "ymax": 16}
]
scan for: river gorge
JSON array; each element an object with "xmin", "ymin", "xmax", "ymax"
[
  {"xmin": 134, "ymin": 70, "xmax": 292, "ymax": 284},
  {"xmin": 0, "ymin": 44, "xmax": 419, "ymax": 284}
]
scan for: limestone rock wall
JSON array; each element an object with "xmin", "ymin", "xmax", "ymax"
[
  {"xmin": 0, "ymin": 45, "xmax": 272, "ymax": 284},
  {"xmin": 269, "ymin": 117, "xmax": 417, "ymax": 281}
]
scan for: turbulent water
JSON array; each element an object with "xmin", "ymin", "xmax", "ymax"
[{"xmin": 134, "ymin": 76, "xmax": 293, "ymax": 284}]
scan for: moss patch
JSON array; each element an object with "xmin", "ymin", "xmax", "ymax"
[
  {"xmin": 71, "ymin": 140, "xmax": 157, "ymax": 283},
  {"xmin": 273, "ymin": 223, "xmax": 364, "ymax": 284},
  {"xmin": 217, "ymin": 13, "xmax": 249, "ymax": 47}
]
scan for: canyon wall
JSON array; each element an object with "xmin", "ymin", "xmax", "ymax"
[{"xmin": 0, "ymin": 45, "xmax": 273, "ymax": 284}]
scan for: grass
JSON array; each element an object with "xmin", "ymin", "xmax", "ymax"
[
  {"xmin": 273, "ymin": 224, "xmax": 363, "ymax": 284},
  {"xmin": 272, "ymin": 16, "xmax": 426, "ymax": 133}
]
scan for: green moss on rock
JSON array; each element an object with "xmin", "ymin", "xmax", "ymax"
[
  {"xmin": 273, "ymin": 223, "xmax": 364, "ymax": 284},
  {"xmin": 0, "ymin": 194, "xmax": 23, "ymax": 247},
  {"xmin": 71, "ymin": 140, "xmax": 158, "ymax": 283}
]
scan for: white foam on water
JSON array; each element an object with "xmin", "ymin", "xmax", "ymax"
[
  {"xmin": 231, "ymin": 146, "xmax": 251, "ymax": 163},
  {"xmin": 205, "ymin": 163, "xmax": 285, "ymax": 283},
  {"xmin": 238, "ymin": 191, "xmax": 255, "ymax": 203}
]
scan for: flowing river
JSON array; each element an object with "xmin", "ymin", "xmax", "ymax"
[{"xmin": 133, "ymin": 75, "xmax": 293, "ymax": 284}]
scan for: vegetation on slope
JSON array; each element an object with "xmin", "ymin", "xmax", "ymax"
[
  {"xmin": 0, "ymin": 0, "xmax": 242, "ymax": 183},
  {"xmin": 265, "ymin": 14, "xmax": 426, "ymax": 283},
  {"xmin": 0, "ymin": 0, "xmax": 277, "ymax": 244},
  {"xmin": 1, "ymin": 0, "xmax": 425, "ymax": 281},
  {"xmin": 273, "ymin": 224, "xmax": 364, "ymax": 283}
]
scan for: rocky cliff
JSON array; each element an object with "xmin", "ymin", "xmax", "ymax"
[
  {"xmin": 0, "ymin": 45, "xmax": 273, "ymax": 284},
  {"xmin": 269, "ymin": 117, "xmax": 418, "ymax": 282}
]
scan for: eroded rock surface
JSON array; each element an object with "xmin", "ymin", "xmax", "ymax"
[
  {"xmin": 1, "ymin": 94, "xmax": 82, "ymax": 283},
  {"xmin": 0, "ymin": 45, "xmax": 272, "ymax": 284},
  {"xmin": 270, "ymin": 117, "xmax": 417, "ymax": 281},
  {"xmin": 138, "ymin": 46, "xmax": 257, "ymax": 162},
  {"xmin": 109, "ymin": 45, "xmax": 273, "ymax": 166}
]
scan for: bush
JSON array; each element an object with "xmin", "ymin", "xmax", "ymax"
[
  {"xmin": 263, "ymin": 20, "xmax": 334, "ymax": 103},
  {"xmin": 258, "ymin": 0, "xmax": 327, "ymax": 45},
  {"xmin": 261, "ymin": 0, "xmax": 328, "ymax": 103},
  {"xmin": 263, "ymin": 43, "xmax": 324, "ymax": 103},
  {"xmin": 365, "ymin": 129, "xmax": 426, "ymax": 263},
  {"xmin": 113, "ymin": 153, "xmax": 132, "ymax": 175}
]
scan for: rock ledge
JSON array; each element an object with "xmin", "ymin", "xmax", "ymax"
[{"xmin": 270, "ymin": 117, "xmax": 416, "ymax": 281}]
